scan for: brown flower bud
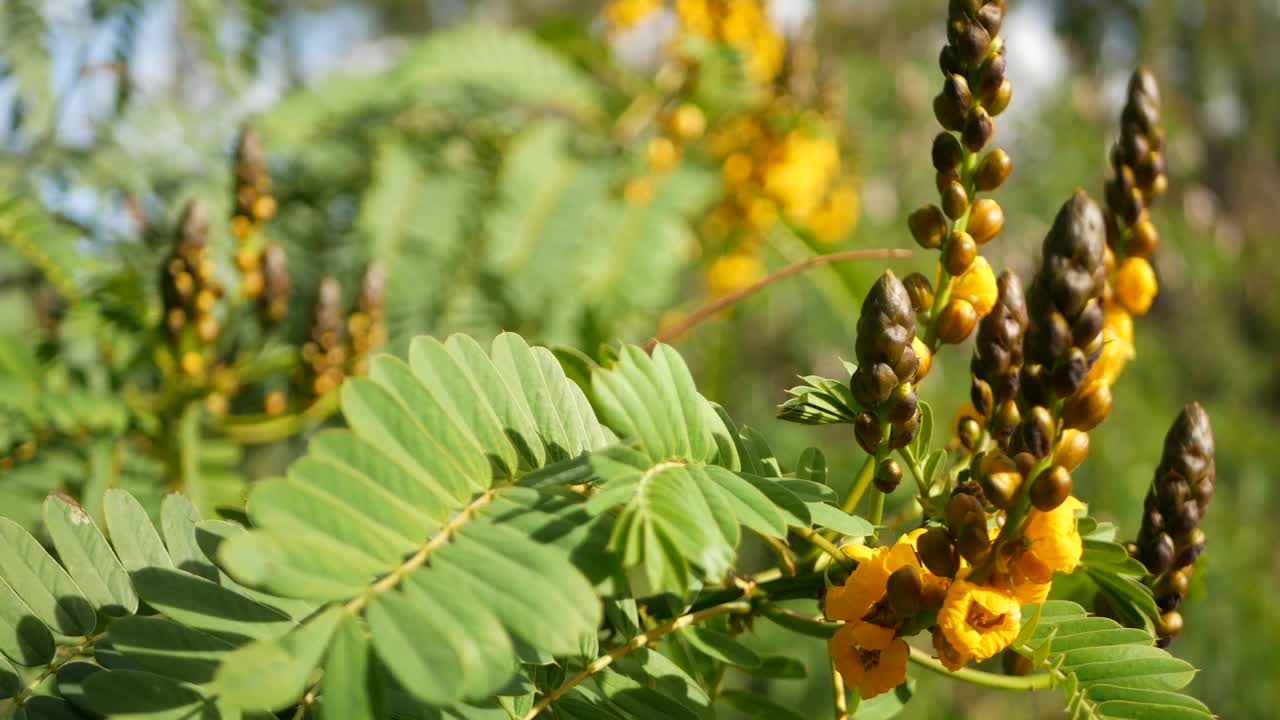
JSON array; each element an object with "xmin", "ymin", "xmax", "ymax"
[
  {"xmin": 962, "ymin": 107, "xmax": 995, "ymax": 152},
  {"xmin": 919, "ymin": 527, "xmax": 960, "ymax": 578},
  {"xmin": 855, "ymin": 412, "xmax": 886, "ymax": 454},
  {"xmin": 986, "ymin": 78, "xmax": 1012, "ymax": 115},
  {"xmin": 1128, "ymin": 219, "xmax": 1159, "ymax": 258},
  {"xmin": 958, "ymin": 416, "xmax": 982, "ymax": 450},
  {"xmin": 944, "ymin": 231, "xmax": 977, "ymax": 275},
  {"xmin": 904, "ymin": 272, "xmax": 935, "ymax": 312},
  {"xmin": 909, "ymin": 205, "xmax": 948, "ymax": 249},
  {"xmin": 945, "ymin": 492, "xmax": 986, "ymax": 537},
  {"xmin": 976, "ymin": 450, "xmax": 1022, "ymax": 510},
  {"xmin": 1157, "ymin": 610, "xmax": 1183, "ymax": 639},
  {"xmin": 886, "ymin": 565, "xmax": 924, "ymax": 618},
  {"xmin": 956, "ymin": 522, "xmax": 992, "ymax": 566},
  {"xmin": 1054, "ymin": 429, "xmax": 1090, "ymax": 471},
  {"xmin": 938, "ymin": 298, "xmax": 978, "ymax": 344},
  {"xmin": 932, "ymin": 132, "xmax": 964, "ymax": 172},
  {"xmin": 967, "ymin": 198, "xmax": 1004, "ymax": 245},
  {"xmin": 1030, "ymin": 465, "xmax": 1073, "ymax": 511},
  {"xmin": 1063, "ymin": 379, "xmax": 1113, "ymax": 431},
  {"xmin": 974, "ymin": 148, "xmax": 1012, "ymax": 191},
  {"xmin": 941, "ymin": 179, "xmax": 969, "ymax": 220},
  {"xmin": 875, "ymin": 458, "xmax": 904, "ymax": 494}
]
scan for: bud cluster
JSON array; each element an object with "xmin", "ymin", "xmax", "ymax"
[
  {"xmin": 1020, "ymin": 190, "xmax": 1110, "ymax": 434},
  {"xmin": 161, "ymin": 202, "xmax": 222, "ymax": 377},
  {"xmin": 230, "ymin": 127, "xmax": 290, "ymax": 325},
  {"xmin": 968, "ymin": 270, "xmax": 1028, "ymax": 447},
  {"xmin": 349, "ymin": 263, "xmax": 387, "ymax": 377},
  {"xmin": 1132, "ymin": 403, "xmax": 1214, "ymax": 647},
  {"xmin": 849, "ymin": 272, "xmax": 923, "ymax": 465},
  {"xmin": 301, "ymin": 277, "xmax": 348, "ymax": 399},
  {"xmin": 1087, "ymin": 68, "xmax": 1168, "ymax": 388},
  {"xmin": 909, "ymin": 0, "xmax": 1011, "ymax": 347}
]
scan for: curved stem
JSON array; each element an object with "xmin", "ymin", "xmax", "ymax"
[
  {"xmin": 797, "ymin": 527, "xmax": 855, "ymax": 570},
  {"xmin": 908, "ymin": 646, "xmax": 1054, "ymax": 692},
  {"xmin": 213, "ymin": 389, "xmax": 340, "ymax": 444},
  {"xmin": 897, "ymin": 446, "xmax": 929, "ymax": 497},
  {"xmin": 642, "ymin": 248, "xmax": 913, "ymax": 352},
  {"xmin": 523, "ymin": 600, "xmax": 753, "ymax": 719},
  {"xmin": 840, "ymin": 455, "xmax": 876, "ymax": 515},
  {"xmin": 832, "ymin": 658, "xmax": 850, "ymax": 720}
]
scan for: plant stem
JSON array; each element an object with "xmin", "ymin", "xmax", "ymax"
[
  {"xmin": 832, "ymin": 658, "xmax": 849, "ymax": 720},
  {"xmin": 840, "ymin": 455, "xmax": 876, "ymax": 515},
  {"xmin": 642, "ymin": 248, "xmax": 913, "ymax": 352},
  {"xmin": 797, "ymin": 527, "xmax": 855, "ymax": 569},
  {"xmin": 523, "ymin": 600, "xmax": 753, "ymax": 719},
  {"xmin": 213, "ymin": 388, "xmax": 340, "ymax": 444},
  {"xmin": 907, "ymin": 646, "xmax": 1054, "ymax": 691},
  {"xmin": 897, "ymin": 446, "xmax": 929, "ymax": 497}
]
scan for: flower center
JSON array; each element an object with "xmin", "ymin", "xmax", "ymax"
[
  {"xmin": 966, "ymin": 602, "xmax": 1007, "ymax": 632},
  {"xmin": 858, "ymin": 648, "xmax": 882, "ymax": 671}
]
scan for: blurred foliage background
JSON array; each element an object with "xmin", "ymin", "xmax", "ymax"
[{"xmin": 0, "ymin": 1, "xmax": 1275, "ymax": 718}]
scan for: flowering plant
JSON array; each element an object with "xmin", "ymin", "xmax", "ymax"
[{"xmin": 0, "ymin": 1, "xmax": 1219, "ymax": 719}]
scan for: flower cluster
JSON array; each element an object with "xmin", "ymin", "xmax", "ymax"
[
  {"xmin": 1131, "ymin": 403, "xmax": 1214, "ymax": 646},
  {"xmin": 906, "ymin": 0, "xmax": 1010, "ymax": 348},
  {"xmin": 604, "ymin": 1, "xmax": 858, "ymax": 296},
  {"xmin": 301, "ymin": 276, "xmax": 347, "ymax": 401},
  {"xmin": 160, "ymin": 202, "xmax": 221, "ymax": 378},
  {"xmin": 1086, "ymin": 68, "xmax": 1167, "ymax": 388}
]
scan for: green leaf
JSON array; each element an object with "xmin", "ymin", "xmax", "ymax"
[
  {"xmin": 159, "ymin": 494, "xmax": 220, "ymax": 584},
  {"xmin": 807, "ymin": 503, "xmax": 875, "ymax": 538},
  {"xmin": 1014, "ymin": 600, "xmax": 1211, "ymax": 719},
  {"xmin": 795, "ymin": 447, "xmax": 828, "ymax": 484},
  {"xmin": 718, "ymin": 690, "xmax": 807, "ymax": 720},
  {"xmin": 777, "ymin": 375, "xmax": 859, "ymax": 425},
  {"xmin": 909, "ymin": 402, "xmax": 934, "ymax": 460},
  {"xmin": 0, "ymin": 518, "xmax": 95, "ymax": 636},
  {"xmin": 0, "ymin": 652, "xmax": 20, "ymax": 699},
  {"xmin": 83, "ymin": 669, "xmax": 238, "ymax": 719},
  {"xmin": 682, "ymin": 627, "xmax": 760, "ymax": 668},
  {"xmin": 131, "ymin": 568, "xmax": 293, "ymax": 644},
  {"xmin": 43, "ymin": 494, "xmax": 138, "ymax": 617},
  {"xmin": 215, "ymin": 605, "xmax": 343, "ymax": 711},
  {"xmin": 736, "ymin": 655, "xmax": 808, "ymax": 679},
  {"xmin": 107, "ymin": 616, "xmax": 236, "ymax": 685},
  {"xmin": 104, "ymin": 489, "xmax": 175, "ymax": 575},
  {"xmin": 0, "ymin": 572, "xmax": 55, "ymax": 666},
  {"xmin": 321, "ymin": 612, "xmax": 385, "ymax": 720}
]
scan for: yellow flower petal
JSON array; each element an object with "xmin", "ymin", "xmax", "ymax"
[
  {"xmin": 952, "ymin": 256, "xmax": 998, "ymax": 317},
  {"xmin": 937, "ymin": 576, "xmax": 1022, "ymax": 662},
  {"xmin": 1114, "ymin": 257, "xmax": 1158, "ymax": 315}
]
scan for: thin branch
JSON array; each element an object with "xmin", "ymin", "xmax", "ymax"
[
  {"xmin": 796, "ymin": 526, "xmax": 855, "ymax": 570},
  {"xmin": 907, "ymin": 646, "xmax": 1055, "ymax": 691},
  {"xmin": 212, "ymin": 389, "xmax": 340, "ymax": 445},
  {"xmin": 523, "ymin": 600, "xmax": 753, "ymax": 719},
  {"xmin": 641, "ymin": 248, "xmax": 913, "ymax": 352}
]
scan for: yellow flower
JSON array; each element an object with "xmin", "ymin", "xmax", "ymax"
[
  {"xmin": 605, "ymin": 0, "xmax": 663, "ymax": 30},
  {"xmin": 825, "ymin": 542, "xmax": 918, "ymax": 622},
  {"xmin": 829, "ymin": 622, "xmax": 909, "ymax": 700},
  {"xmin": 952, "ymin": 256, "xmax": 998, "ymax": 317},
  {"xmin": 805, "ymin": 181, "xmax": 860, "ymax": 245},
  {"xmin": 937, "ymin": 575, "xmax": 1022, "ymax": 662},
  {"xmin": 704, "ymin": 252, "xmax": 762, "ymax": 295},
  {"xmin": 1113, "ymin": 256, "xmax": 1158, "ymax": 315},
  {"xmin": 1021, "ymin": 495, "xmax": 1086, "ymax": 577},
  {"xmin": 1083, "ymin": 302, "xmax": 1135, "ymax": 386}
]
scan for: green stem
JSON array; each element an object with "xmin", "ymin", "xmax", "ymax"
[
  {"xmin": 797, "ymin": 527, "xmax": 855, "ymax": 570},
  {"xmin": 840, "ymin": 455, "xmax": 876, "ymax": 514},
  {"xmin": 213, "ymin": 389, "xmax": 340, "ymax": 444},
  {"xmin": 524, "ymin": 600, "xmax": 752, "ymax": 719},
  {"xmin": 907, "ymin": 646, "xmax": 1054, "ymax": 691},
  {"xmin": 175, "ymin": 403, "xmax": 203, "ymax": 510},
  {"xmin": 897, "ymin": 446, "xmax": 929, "ymax": 497},
  {"xmin": 923, "ymin": 146, "xmax": 979, "ymax": 350}
]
